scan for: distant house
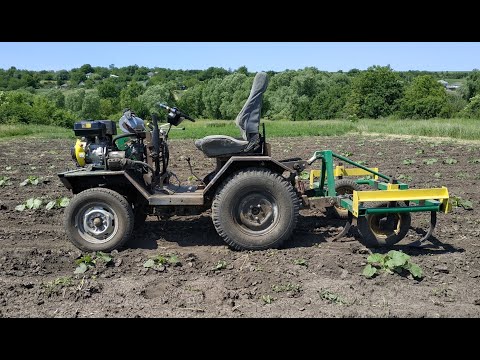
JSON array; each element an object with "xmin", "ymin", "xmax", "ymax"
[
  {"xmin": 447, "ymin": 84, "xmax": 460, "ymax": 91},
  {"xmin": 85, "ymin": 72, "xmax": 93, "ymax": 79},
  {"xmin": 147, "ymin": 72, "xmax": 154, "ymax": 78},
  {"xmin": 60, "ymin": 83, "xmax": 68, "ymax": 89},
  {"xmin": 110, "ymin": 74, "xmax": 119, "ymax": 78},
  {"xmin": 79, "ymin": 81, "xmax": 85, "ymax": 86},
  {"xmin": 438, "ymin": 80, "xmax": 448, "ymax": 88}
]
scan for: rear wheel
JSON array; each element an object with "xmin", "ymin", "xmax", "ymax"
[
  {"xmin": 64, "ymin": 188, "xmax": 134, "ymax": 252},
  {"xmin": 212, "ymin": 168, "xmax": 299, "ymax": 250},
  {"xmin": 331, "ymin": 179, "xmax": 361, "ymax": 219},
  {"xmin": 357, "ymin": 202, "xmax": 411, "ymax": 247}
]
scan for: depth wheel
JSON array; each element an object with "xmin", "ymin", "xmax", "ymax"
[
  {"xmin": 331, "ymin": 179, "xmax": 361, "ymax": 219},
  {"xmin": 357, "ymin": 202, "xmax": 411, "ymax": 247}
]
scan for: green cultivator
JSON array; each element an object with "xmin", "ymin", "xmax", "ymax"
[{"xmin": 302, "ymin": 150, "xmax": 450, "ymax": 247}]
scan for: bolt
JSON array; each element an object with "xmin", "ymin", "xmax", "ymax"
[
  {"xmin": 257, "ymin": 204, "xmax": 261, "ymax": 208},
  {"xmin": 93, "ymin": 217, "xmax": 103, "ymax": 227},
  {"xmin": 254, "ymin": 216, "xmax": 259, "ymax": 222},
  {"xmin": 250, "ymin": 205, "xmax": 253, "ymax": 209}
]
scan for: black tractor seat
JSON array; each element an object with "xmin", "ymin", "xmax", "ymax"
[{"xmin": 195, "ymin": 72, "xmax": 268, "ymax": 158}]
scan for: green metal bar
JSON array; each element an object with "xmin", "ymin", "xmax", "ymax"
[
  {"xmin": 376, "ymin": 182, "xmax": 409, "ymax": 190},
  {"xmin": 355, "ymin": 179, "xmax": 374, "ymax": 185},
  {"xmin": 332, "ymin": 152, "xmax": 390, "ymax": 181},
  {"xmin": 318, "ymin": 159, "xmax": 327, "ymax": 197},
  {"xmin": 323, "ymin": 150, "xmax": 337, "ymax": 196},
  {"xmin": 364, "ymin": 205, "xmax": 439, "ymax": 214}
]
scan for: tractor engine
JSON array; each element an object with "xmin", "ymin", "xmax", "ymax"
[{"xmin": 71, "ymin": 120, "xmax": 120, "ymax": 169}]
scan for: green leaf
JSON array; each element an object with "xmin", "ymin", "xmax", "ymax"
[
  {"xmin": 434, "ymin": 172, "xmax": 442, "ymax": 178},
  {"xmin": 387, "ymin": 250, "xmax": 410, "ymax": 267},
  {"xmin": 167, "ymin": 255, "xmax": 180, "ymax": 266},
  {"xmin": 367, "ymin": 253, "xmax": 384, "ymax": 264},
  {"xmin": 143, "ymin": 259, "xmax": 155, "ymax": 268},
  {"xmin": 25, "ymin": 198, "xmax": 35, "ymax": 209},
  {"xmin": 460, "ymin": 199, "xmax": 473, "ymax": 210},
  {"xmin": 407, "ymin": 263, "xmax": 423, "ymax": 279},
  {"xmin": 96, "ymin": 251, "xmax": 112, "ymax": 264},
  {"xmin": 45, "ymin": 201, "xmax": 56, "ymax": 210},
  {"xmin": 294, "ymin": 259, "xmax": 308, "ymax": 267},
  {"xmin": 74, "ymin": 262, "xmax": 88, "ymax": 274},
  {"xmin": 299, "ymin": 171, "xmax": 310, "ymax": 180},
  {"xmin": 31, "ymin": 178, "xmax": 39, "ymax": 185},
  {"xmin": 32, "ymin": 199, "xmax": 42, "ymax": 209},
  {"xmin": 15, "ymin": 204, "xmax": 26, "ymax": 212},
  {"xmin": 362, "ymin": 264, "xmax": 377, "ymax": 278},
  {"xmin": 58, "ymin": 196, "xmax": 70, "ymax": 207}
]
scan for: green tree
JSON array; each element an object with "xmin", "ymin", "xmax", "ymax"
[
  {"xmin": 177, "ymin": 84, "xmax": 205, "ymax": 117},
  {"xmin": 137, "ymin": 84, "xmax": 175, "ymax": 118},
  {"xmin": 44, "ymin": 89, "xmax": 65, "ymax": 108},
  {"xmin": 345, "ymin": 65, "xmax": 404, "ymax": 118},
  {"xmin": 65, "ymin": 89, "xmax": 85, "ymax": 114},
  {"xmin": 97, "ymin": 79, "xmax": 120, "ymax": 99},
  {"xmin": 119, "ymin": 81, "xmax": 145, "ymax": 110},
  {"xmin": 460, "ymin": 69, "xmax": 480, "ymax": 101},
  {"xmin": 460, "ymin": 94, "xmax": 480, "ymax": 118},
  {"xmin": 399, "ymin": 75, "xmax": 449, "ymax": 119},
  {"xmin": 81, "ymin": 92, "xmax": 101, "ymax": 119}
]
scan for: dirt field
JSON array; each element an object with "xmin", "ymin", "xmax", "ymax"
[{"xmin": 1, "ymin": 135, "xmax": 479, "ymax": 318}]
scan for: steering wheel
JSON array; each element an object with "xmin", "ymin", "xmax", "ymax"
[{"xmin": 158, "ymin": 103, "xmax": 196, "ymax": 122}]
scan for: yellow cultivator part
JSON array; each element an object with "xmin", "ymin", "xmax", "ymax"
[{"xmin": 306, "ymin": 150, "xmax": 451, "ymax": 246}]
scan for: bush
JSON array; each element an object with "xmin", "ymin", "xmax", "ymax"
[
  {"xmin": 399, "ymin": 75, "xmax": 449, "ymax": 119},
  {"xmin": 460, "ymin": 94, "xmax": 480, "ymax": 119}
]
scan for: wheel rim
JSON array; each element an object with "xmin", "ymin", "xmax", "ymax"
[
  {"xmin": 368, "ymin": 213, "xmax": 401, "ymax": 239},
  {"xmin": 75, "ymin": 202, "xmax": 119, "ymax": 244},
  {"xmin": 233, "ymin": 191, "xmax": 278, "ymax": 235},
  {"xmin": 334, "ymin": 185, "xmax": 353, "ymax": 216}
]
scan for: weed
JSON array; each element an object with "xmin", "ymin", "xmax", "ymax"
[
  {"xmin": 0, "ymin": 176, "xmax": 12, "ymax": 187},
  {"xmin": 20, "ymin": 175, "xmax": 39, "ymax": 186},
  {"xmin": 212, "ymin": 260, "xmax": 227, "ymax": 271},
  {"xmin": 449, "ymin": 196, "xmax": 473, "ymax": 210},
  {"xmin": 293, "ymin": 259, "xmax": 308, "ymax": 267},
  {"xmin": 319, "ymin": 290, "xmax": 348, "ymax": 305},
  {"xmin": 74, "ymin": 252, "xmax": 113, "ymax": 274},
  {"xmin": 397, "ymin": 174, "xmax": 413, "ymax": 182},
  {"xmin": 434, "ymin": 172, "xmax": 442, "ymax": 178},
  {"xmin": 423, "ymin": 158, "xmax": 438, "ymax": 165},
  {"xmin": 15, "ymin": 197, "xmax": 42, "ymax": 211},
  {"xmin": 403, "ymin": 159, "xmax": 416, "ymax": 165},
  {"xmin": 45, "ymin": 197, "xmax": 70, "ymax": 210},
  {"xmin": 261, "ymin": 295, "xmax": 276, "ymax": 304},
  {"xmin": 271, "ymin": 283, "xmax": 302, "ymax": 294},
  {"xmin": 144, "ymin": 253, "xmax": 181, "ymax": 271},
  {"xmin": 468, "ymin": 159, "xmax": 480, "ymax": 164},
  {"xmin": 43, "ymin": 276, "xmax": 74, "ymax": 295},
  {"xmin": 415, "ymin": 149, "xmax": 424, "ymax": 155},
  {"xmin": 362, "ymin": 250, "xmax": 423, "ymax": 279},
  {"xmin": 443, "ymin": 158, "xmax": 458, "ymax": 165}
]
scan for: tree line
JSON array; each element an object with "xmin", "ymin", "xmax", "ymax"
[{"xmin": 1, "ymin": 64, "xmax": 479, "ymax": 128}]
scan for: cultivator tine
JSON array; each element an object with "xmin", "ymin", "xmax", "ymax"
[
  {"xmin": 333, "ymin": 212, "xmax": 353, "ymax": 241},
  {"xmin": 410, "ymin": 212, "xmax": 437, "ymax": 247}
]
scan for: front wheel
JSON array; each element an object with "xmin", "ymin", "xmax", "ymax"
[
  {"xmin": 64, "ymin": 188, "xmax": 134, "ymax": 252},
  {"xmin": 212, "ymin": 168, "xmax": 299, "ymax": 250}
]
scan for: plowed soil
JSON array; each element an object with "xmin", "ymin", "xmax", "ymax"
[{"xmin": 1, "ymin": 135, "xmax": 479, "ymax": 317}]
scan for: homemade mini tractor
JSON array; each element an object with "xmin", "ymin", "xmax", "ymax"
[{"xmin": 58, "ymin": 72, "xmax": 450, "ymax": 252}]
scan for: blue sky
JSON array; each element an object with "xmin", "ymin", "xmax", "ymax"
[{"xmin": 1, "ymin": 42, "xmax": 479, "ymax": 72}]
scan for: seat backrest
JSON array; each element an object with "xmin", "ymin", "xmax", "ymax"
[{"xmin": 235, "ymin": 72, "xmax": 268, "ymax": 140}]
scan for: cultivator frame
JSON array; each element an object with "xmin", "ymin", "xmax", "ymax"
[{"xmin": 305, "ymin": 150, "xmax": 450, "ymax": 245}]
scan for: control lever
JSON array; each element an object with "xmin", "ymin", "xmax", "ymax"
[{"xmin": 185, "ymin": 157, "xmax": 203, "ymax": 184}]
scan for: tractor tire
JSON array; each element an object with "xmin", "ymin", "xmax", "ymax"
[
  {"xmin": 212, "ymin": 168, "xmax": 299, "ymax": 251},
  {"xmin": 64, "ymin": 188, "xmax": 134, "ymax": 252},
  {"xmin": 330, "ymin": 179, "xmax": 361, "ymax": 219},
  {"xmin": 357, "ymin": 202, "xmax": 411, "ymax": 247}
]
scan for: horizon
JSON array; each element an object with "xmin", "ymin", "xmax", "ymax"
[{"xmin": 1, "ymin": 42, "xmax": 479, "ymax": 72}]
